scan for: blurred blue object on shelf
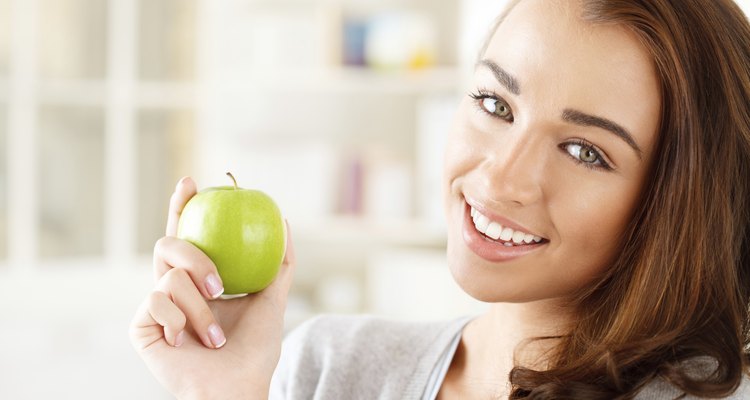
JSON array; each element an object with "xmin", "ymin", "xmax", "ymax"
[{"xmin": 343, "ymin": 18, "xmax": 368, "ymax": 66}]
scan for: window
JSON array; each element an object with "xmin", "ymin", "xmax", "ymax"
[
  {"xmin": 38, "ymin": 106, "xmax": 104, "ymax": 259},
  {"xmin": 138, "ymin": 0, "xmax": 196, "ymax": 82},
  {"xmin": 38, "ymin": 0, "xmax": 107, "ymax": 81},
  {"xmin": 136, "ymin": 108, "xmax": 195, "ymax": 253}
]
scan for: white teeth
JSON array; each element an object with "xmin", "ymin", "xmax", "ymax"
[
  {"xmin": 499, "ymin": 227, "xmax": 514, "ymax": 241},
  {"xmin": 485, "ymin": 222, "xmax": 502, "ymax": 240},
  {"xmin": 475, "ymin": 214, "xmax": 490, "ymax": 233},
  {"xmin": 469, "ymin": 204, "xmax": 544, "ymax": 245},
  {"xmin": 512, "ymin": 231, "xmax": 525, "ymax": 244}
]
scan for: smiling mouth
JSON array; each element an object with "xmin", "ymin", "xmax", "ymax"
[{"xmin": 467, "ymin": 202, "xmax": 547, "ymax": 247}]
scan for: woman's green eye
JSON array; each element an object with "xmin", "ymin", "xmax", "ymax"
[
  {"xmin": 481, "ymin": 97, "xmax": 513, "ymax": 120},
  {"xmin": 580, "ymin": 147, "xmax": 598, "ymax": 163},
  {"xmin": 566, "ymin": 143, "xmax": 601, "ymax": 164}
]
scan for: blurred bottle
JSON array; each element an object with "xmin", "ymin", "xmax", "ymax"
[
  {"xmin": 364, "ymin": 11, "xmax": 438, "ymax": 71},
  {"xmin": 342, "ymin": 17, "xmax": 368, "ymax": 67},
  {"xmin": 339, "ymin": 151, "xmax": 364, "ymax": 215}
]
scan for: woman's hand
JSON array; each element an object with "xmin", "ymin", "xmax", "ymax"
[{"xmin": 129, "ymin": 177, "xmax": 296, "ymax": 399}]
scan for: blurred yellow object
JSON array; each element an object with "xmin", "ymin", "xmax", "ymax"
[
  {"xmin": 365, "ymin": 11, "xmax": 438, "ymax": 71},
  {"xmin": 409, "ymin": 48, "xmax": 435, "ymax": 70}
]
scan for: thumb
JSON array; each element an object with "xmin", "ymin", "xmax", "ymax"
[
  {"xmin": 282, "ymin": 219, "xmax": 295, "ymax": 266},
  {"xmin": 166, "ymin": 176, "xmax": 197, "ymax": 237}
]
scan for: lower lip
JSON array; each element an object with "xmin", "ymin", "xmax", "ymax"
[{"xmin": 461, "ymin": 200, "xmax": 546, "ymax": 263}]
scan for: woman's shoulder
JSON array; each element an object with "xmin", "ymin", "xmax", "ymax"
[
  {"xmin": 637, "ymin": 375, "xmax": 750, "ymax": 399},
  {"xmin": 636, "ymin": 358, "xmax": 750, "ymax": 399},
  {"xmin": 270, "ymin": 314, "xmax": 472, "ymax": 399},
  {"xmin": 278, "ymin": 313, "xmax": 471, "ymax": 369},
  {"xmin": 285, "ymin": 313, "xmax": 470, "ymax": 348}
]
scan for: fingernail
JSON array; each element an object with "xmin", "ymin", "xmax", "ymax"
[
  {"xmin": 208, "ymin": 324, "xmax": 226, "ymax": 348},
  {"xmin": 205, "ymin": 273, "xmax": 224, "ymax": 299},
  {"xmin": 175, "ymin": 330, "xmax": 185, "ymax": 347},
  {"xmin": 176, "ymin": 177, "xmax": 188, "ymax": 189}
]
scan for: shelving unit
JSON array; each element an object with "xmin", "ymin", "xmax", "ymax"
[
  {"xmin": 0, "ymin": 0, "xmax": 464, "ymax": 304},
  {"xmin": 2, "ymin": 0, "xmax": 748, "ymax": 312},
  {"xmin": 0, "ymin": 10, "xmax": 475, "ymax": 398}
]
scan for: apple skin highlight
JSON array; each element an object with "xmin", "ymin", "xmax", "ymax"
[{"xmin": 177, "ymin": 185, "xmax": 286, "ymax": 294}]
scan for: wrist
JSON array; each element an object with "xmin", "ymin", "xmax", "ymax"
[{"xmin": 180, "ymin": 382, "xmax": 269, "ymax": 400}]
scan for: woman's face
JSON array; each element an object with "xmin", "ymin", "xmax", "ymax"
[{"xmin": 443, "ymin": 0, "xmax": 661, "ymax": 303}]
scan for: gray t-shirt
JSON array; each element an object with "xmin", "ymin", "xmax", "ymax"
[{"xmin": 269, "ymin": 314, "xmax": 750, "ymax": 399}]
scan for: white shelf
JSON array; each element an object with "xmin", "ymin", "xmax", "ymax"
[
  {"xmin": 34, "ymin": 80, "xmax": 195, "ymax": 108},
  {"xmin": 4, "ymin": 66, "xmax": 459, "ymax": 110},
  {"xmin": 137, "ymin": 82, "xmax": 197, "ymax": 109},
  {"xmin": 38, "ymin": 80, "xmax": 106, "ymax": 106},
  {"xmin": 294, "ymin": 215, "xmax": 447, "ymax": 248},
  {"xmin": 211, "ymin": 66, "xmax": 460, "ymax": 95}
]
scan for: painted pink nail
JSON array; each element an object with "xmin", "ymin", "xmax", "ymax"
[
  {"xmin": 205, "ymin": 273, "xmax": 224, "ymax": 299},
  {"xmin": 175, "ymin": 177, "xmax": 188, "ymax": 190},
  {"xmin": 207, "ymin": 324, "xmax": 226, "ymax": 348}
]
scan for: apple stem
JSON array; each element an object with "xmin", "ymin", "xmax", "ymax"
[{"xmin": 226, "ymin": 172, "xmax": 238, "ymax": 190}]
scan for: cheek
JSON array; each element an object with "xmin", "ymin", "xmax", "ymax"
[
  {"xmin": 550, "ymin": 182, "xmax": 640, "ymax": 279},
  {"xmin": 443, "ymin": 110, "xmax": 487, "ymax": 255}
]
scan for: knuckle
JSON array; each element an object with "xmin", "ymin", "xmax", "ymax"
[
  {"xmin": 197, "ymin": 307, "xmax": 215, "ymax": 325},
  {"xmin": 153, "ymin": 236, "xmax": 171, "ymax": 255},
  {"xmin": 196, "ymin": 255, "xmax": 216, "ymax": 275},
  {"xmin": 161, "ymin": 268, "xmax": 190, "ymax": 292},
  {"xmin": 163, "ymin": 266, "xmax": 189, "ymax": 286},
  {"xmin": 147, "ymin": 290, "xmax": 164, "ymax": 307}
]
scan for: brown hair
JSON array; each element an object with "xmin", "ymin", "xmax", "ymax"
[{"xmin": 481, "ymin": 0, "xmax": 750, "ymax": 398}]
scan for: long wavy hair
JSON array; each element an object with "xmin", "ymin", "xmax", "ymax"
[{"xmin": 480, "ymin": 1, "xmax": 750, "ymax": 398}]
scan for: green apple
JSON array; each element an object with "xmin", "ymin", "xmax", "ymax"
[{"xmin": 177, "ymin": 172, "xmax": 286, "ymax": 294}]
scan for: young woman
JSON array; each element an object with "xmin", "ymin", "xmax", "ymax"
[{"xmin": 129, "ymin": 0, "xmax": 750, "ymax": 398}]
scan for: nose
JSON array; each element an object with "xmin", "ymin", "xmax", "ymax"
[{"xmin": 478, "ymin": 131, "xmax": 545, "ymax": 207}]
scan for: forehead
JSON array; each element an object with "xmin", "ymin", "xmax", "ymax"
[{"xmin": 483, "ymin": 0, "xmax": 661, "ymax": 157}]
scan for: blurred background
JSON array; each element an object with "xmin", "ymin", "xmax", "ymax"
[{"xmin": 1, "ymin": 0, "xmax": 748, "ymax": 398}]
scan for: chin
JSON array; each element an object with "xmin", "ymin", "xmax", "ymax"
[
  {"xmin": 445, "ymin": 222, "xmax": 502, "ymax": 303},
  {"xmin": 446, "ymin": 245, "xmax": 564, "ymax": 304},
  {"xmin": 446, "ymin": 248, "xmax": 520, "ymax": 303},
  {"xmin": 449, "ymin": 269, "xmax": 504, "ymax": 303}
]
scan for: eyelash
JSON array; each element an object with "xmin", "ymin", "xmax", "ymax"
[{"xmin": 467, "ymin": 89, "xmax": 614, "ymax": 172}]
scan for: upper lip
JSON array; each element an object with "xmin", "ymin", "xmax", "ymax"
[{"xmin": 464, "ymin": 195, "xmax": 547, "ymax": 240}]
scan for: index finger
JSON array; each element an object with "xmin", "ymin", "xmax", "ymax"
[{"xmin": 166, "ymin": 176, "xmax": 197, "ymax": 237}]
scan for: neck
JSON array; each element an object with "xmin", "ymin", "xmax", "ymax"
[
  {"xmin": 444, "ymin": 299, "xmax": 574, "ymax": 398},
  {"xmin": 486, "ymin": 299, "xmax": 573, "ymax": 340}
]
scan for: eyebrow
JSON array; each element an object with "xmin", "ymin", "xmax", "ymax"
[
  {"xmin": 562, "ymin": 109, "xmax": 643, "ymax": 159},
  {"xmin": 476, "ymin": 59, "xmax": 520, "ymax": 95}
]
